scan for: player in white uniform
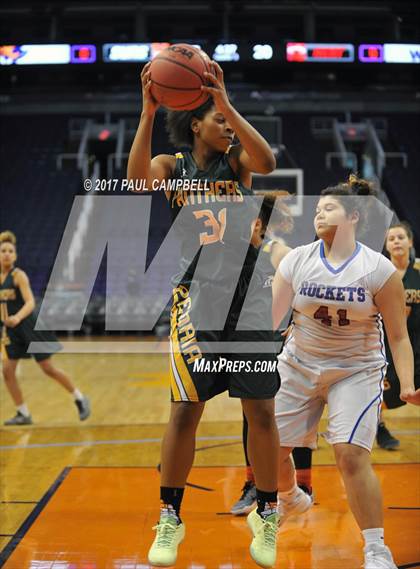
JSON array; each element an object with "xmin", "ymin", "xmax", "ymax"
[{"xmin": 272, "ymin": 175, "xmax": 420, "ymax": 569}]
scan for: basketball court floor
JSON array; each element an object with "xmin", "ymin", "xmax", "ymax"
[{"xmin": 0, "ymin": 344, "xmax": 419, "ymax": 568}]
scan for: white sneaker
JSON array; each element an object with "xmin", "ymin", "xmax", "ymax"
[
  {"xmin": 364, "ymin": 545, "xmax": 397, "ymax": 568},
  {"xmin": 277, "ymin": 487, "xmax": 313, "ymax": 527}
]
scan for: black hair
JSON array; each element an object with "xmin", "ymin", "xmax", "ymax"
[
  {"xmin": 320, "ymin": 174, "xmax": 377, "ymax": 234},
  {"xmin": 165, "ymin": 97, "xmax": 214, "ymax": 148},
  {"xmin": 257, "ymin": 192, "xmax": 293, "ymax": 238}
]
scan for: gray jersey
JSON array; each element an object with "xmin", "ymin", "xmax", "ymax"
[{"xmin": 279, "ymin": 240, "xmax": 396, "ymax": 374}]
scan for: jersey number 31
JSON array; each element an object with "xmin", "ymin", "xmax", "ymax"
[{"xmin": 193, "ymin": 208, "xmax": 227, "ymax": 245}]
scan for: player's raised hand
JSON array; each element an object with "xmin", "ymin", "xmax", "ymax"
[
  {"xmin": 201, "ymin": 61, "xmax": 231, "ymax": 113},
  {"xmin": 141, "ymin": 62, "xmax": 160, "ymax": 116},
  {"xmin": 400, "ymin": 388, "xmax": 420, "ymax": 406}
]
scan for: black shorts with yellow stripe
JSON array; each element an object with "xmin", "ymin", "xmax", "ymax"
[
  {"xmin": 169, "ymin": 281, "xmax": 279, "ymax": 402},
  {"xmin": 1, "ymin": 321, "xmax": 61, "ymax": 362}
]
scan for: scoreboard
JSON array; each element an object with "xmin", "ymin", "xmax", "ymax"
[{"xmin": 0, "ymin": 42, "xmax": 419, "ymax": 66}]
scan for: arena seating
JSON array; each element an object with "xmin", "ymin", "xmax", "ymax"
[{"xmin": 3, "ymin": 110, "xmax": 418, "ymax": 332}]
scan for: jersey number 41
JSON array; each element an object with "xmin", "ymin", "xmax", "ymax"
[{"xmin": 314, "ymin": 305, "xmax": 350, "ymax": 327}]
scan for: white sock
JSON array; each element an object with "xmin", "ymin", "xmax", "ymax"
[
  {"xmin": 362, "ymin": 528, "xmax": 385, "ymax": 549},
  {"xmin": 17, "ymin": 404, "xmax": 30, "ymax": 417},
  {"xmin": 160, "ymin": 504, "xmax": 179, "ymax": 521},
  {"xmin": 72, "ymin": 389, "xmax": 83, "ymax": 401},
  {"xmin": 278, "ymin": 484, "xmax": 300, "ymax": 504}
]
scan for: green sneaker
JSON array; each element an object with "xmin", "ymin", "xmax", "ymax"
[
  {"xmin": 247, "ymin": 508, "xmax": 278, "ymax": 568},
  {"xmin": 148, "ymin": 515, "xmax": 185, "ymax": 567}
]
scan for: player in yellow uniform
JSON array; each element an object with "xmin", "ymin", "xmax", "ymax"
[
  {"xmin": 0, "ymin": 231, "xmax": 90, "ymax": 425},
  {"xmin": 128, "ymin": 61, "xmax": 280, "ymax": 568},
  {"xmin": 377, "ymin": 222, "xmax": 420, "ymax": 448},
  {"xmin": 230, "ymin": 194, "xmax": 314, "ymax": 516}
]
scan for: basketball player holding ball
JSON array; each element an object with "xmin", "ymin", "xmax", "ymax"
[{"xmin": 128, "ymin": 47, "xmax": 280, "ymax": 568}]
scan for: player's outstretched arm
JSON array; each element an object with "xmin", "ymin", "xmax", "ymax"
[
  {"xmin": 202, "ymin": 61, "xmax": 276, "ymax": 175},
  {"xmin": 127, "ymin": 62, "xmax": 174, "ymax": 193},
  {"xmin": 376, "ymin": 271, "xmax": 420, "ymax": 405}
]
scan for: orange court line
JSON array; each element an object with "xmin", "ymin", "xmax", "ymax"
[{"xmin": 1, "ymin": 465, "xmax": 419, "ymax": 568}]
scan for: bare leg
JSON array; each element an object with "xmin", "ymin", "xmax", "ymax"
[
  {"xmin": 148, "ymin": 401, "xmax": 204, "ymax": 564},
  {"xmin": 278, "ymin": 446, "xmax": 295, "ymax": 491},
  {"xmin": 241, "ymin": 398, "xmax": 279, "ymax": 492},
  {"xmin": 2, "ymin": 359, "xmax": 23, "ymax": 406},
  {"xmin": 160, "ymin": 401, "xmax": 205, "ymax": 487},
  {"xmin": 334, "ymin": 443, "xmax": 384, "ymax": 529},
  {"xmin": 37, "ymin": 358, "xmax": 76, "ymax": 393}
]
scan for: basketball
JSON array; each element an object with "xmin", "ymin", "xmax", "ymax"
[{"xmin": 150, "ymin": 43, "xmax": 211, "ymax": 111}]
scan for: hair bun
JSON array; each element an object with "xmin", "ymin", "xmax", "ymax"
[
  {"xmin": 0, "ymin": 230, "xmax": 16, "ymax": 245},
  {"xmin": 348, "ymin": 174, "xmax": 375, "ymax": 196},
  {"xmin": 355, "ymin": 185, "xmax": 371, "ymax": 196}
]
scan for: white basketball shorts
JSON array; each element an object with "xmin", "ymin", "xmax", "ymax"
[{"xmin": 275, "ymin": 353, "xmax": 386, "ymax": 451}]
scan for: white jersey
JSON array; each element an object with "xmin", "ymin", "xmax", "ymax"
[{"xmin": 279, "ymin": 240, "xmax": 396, "ymax": 374}]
